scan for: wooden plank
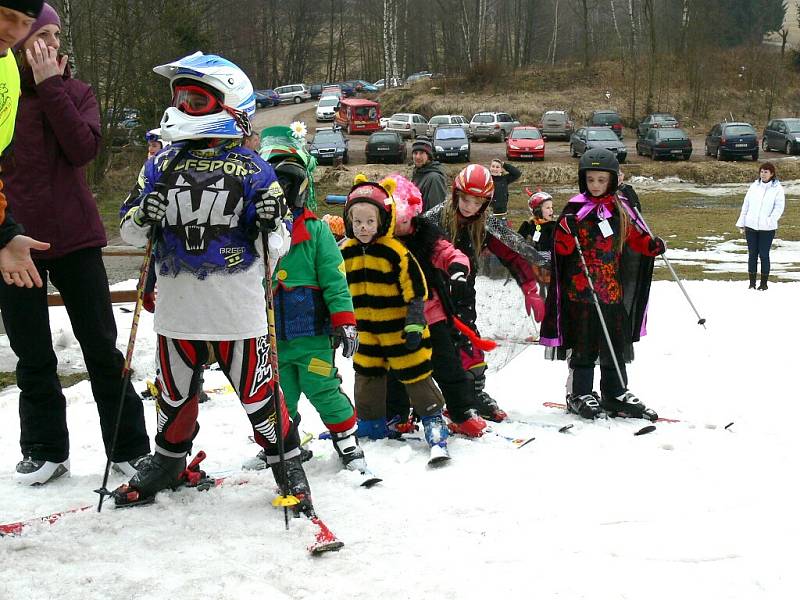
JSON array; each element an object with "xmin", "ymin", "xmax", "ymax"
[{"xmin": 47, "ymin": 290, "xmax": 138, "ymax": 307}]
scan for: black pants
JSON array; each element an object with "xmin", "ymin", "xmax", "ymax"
[
  {"xmin": 568, "ymin": 347, "xmax": 628, "ymax": 399},
  {"xmin": 744, "ymin": 227, "xmax": 775, "ymax": 275},
  {"xmin": 0, "ymin": 247, "xmax": 149, "ymax": 463},
  {"xmin": 386, "ymin": 320, "xmax": 475, "ymax": 421}
]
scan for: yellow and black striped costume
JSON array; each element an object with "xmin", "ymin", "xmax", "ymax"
[{"xmin": 340, "ymin": 203, "xmax": 434, "ymax": 384}]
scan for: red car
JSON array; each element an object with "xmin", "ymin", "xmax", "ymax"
[{"xmin": 506, "ymin": 127, "xmax": 545, "ymax": 160}]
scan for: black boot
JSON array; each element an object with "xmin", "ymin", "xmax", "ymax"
[
  {"xmin": 600, "ymin": 391, "xmax": 658, "ymax": 421},
  {"xmin": 272, "ymin": 455, "xmax": 315, "ymax": 517},
  {"xmin": 748, "ymin": 272, "xmax": 757, "ymax": 289},
  {"xmin": 468, "ymin": 366, "xmax": 507, "ymax": 422},
  {"xmin": 566, "ymin": 392, "xmax": 606, "ymax": 420},
  {"xmin": 114, "ymin": 452, "xmax": 186, "ymax": 506},
  {"xmin": 758, "ymin": 274, "xmax": 769, "ymax": 291}
]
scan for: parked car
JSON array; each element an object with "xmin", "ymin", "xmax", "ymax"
[
  {"xmin": 335, "ymin": 98, "xmax": 382, "ymax": 135},
  {"xmin": 385, "ymin": 113, "xmax": 429, "ymax": 139},
  {"xmin": 273, "ymin": 83, "xmax": 311, "ymax": 104},
  {"xmin": 344, "ymin": 79, "xmax": 379, "ymax": 93},
  {"xmin": 506, "ymin": 126, "xmax": 545, "ymax": 161},
  {"xmin": 538, "ymin": 110, "xmax": 574, "ymax": 140},
  {"xmin": 704, "ymin": 122, "xmax": 758, "ymax": 161},
  {"xmin": 570, "ymin": 127, "xmax": 627, "ymax": 162},
  {"xmin": 433, "ymin": 126, "xmax": 470, "ymax": 162},
  {"xmin": 406, "ymin": 71, "xmax": 432, "ymax": 85},
  {"xmin": 426, "ymin": 114, "xmax": 469, "ymax": 137},
  {"xmin": 762, "ymin": 118, "xmax": 800, "ymax": 154},
  {"xmin": 365, "ymin": 131, "xmax": 407, "ymax": 164},
  {"xmin": 321, "ymin": 84, "xmax": 343, "ymax": 99},
  {"xmin": 333, "ymin": 81, "xmax": 355, "ymax": 96},
  {"xmin": 308, "ymin": 127, "xmax": 348, "ymax": 164},
  {"xmin": 309, "ymin": 83, "xmax": 326, "ymax": 100},
  {"xmin": 636, "ymin": 127, "xmax": 692, "ymax": 160},
  {"xmin": 254, "ymin": 89, "xmax": 280, "ymax": 108},
  {"xmin": 374, "ymin": 77, "xmax": 403, "ymax": 90},
  {"xmin": 469, "ymin": 112, "xmax": 520, "ymax": 142},
  {"xmin": 315, "ymin": 94, "xmax": 340, "ymax": 121},
  {"xmin": 587, "ymin": 110, "xmax": 624, "ymax": 139},
  {"xmin": 637, "ymin": 112, "xmax": 679, "ymax": 138}
]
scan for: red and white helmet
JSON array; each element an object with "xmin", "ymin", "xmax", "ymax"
[
  {"xmin": 453, "ymin": 164, "xmax": 495, "ymax": 201},
  {"xmin": 526, "ymin": 188, "xmax": 553, "ymax": 215}
]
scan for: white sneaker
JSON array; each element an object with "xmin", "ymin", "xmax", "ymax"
[
  {"xmin": 15, "ymin": 457, "xmax": 70, "ymax": 486},
  {"xmin": 112, "ymin": 455, "xmax": 151, "ymax": 478}
]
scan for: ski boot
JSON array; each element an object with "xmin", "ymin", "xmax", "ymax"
[
  {"xmin": 272, "ymin": 455, "xmax": 315, "ymax": 517},
  {"xmin": 355, "ymin": 417, "xmax": 395, "ymax": 440},
  {"xmin": 330, "ymin": 430, "xmax": 382, "ymax": 487},
  {"xmin": 446, "ymin": 408, "xmax": 487, "ymax": 438},
  {"xmin": 566, "ymin": 392, "xmax": 607, "ymax": 420},
  {"xmin": 469, "ymin": 365, "xmax": 507, "ymax": 422},
  {"xmin": 387, "ymin": 411, "xmax": 418, "ymax": 435},
  {"xmin": 421, "ymin": 414, "xmax": 451, "ymax": 466},
  {"xmin": 243, "ymin": 445, "xmax": 313, "ymax": 471},
  {"xmin": 600, "ymin": 391, "xmax": 658, "ymax": 421},
  {"xmin": 15, "ymin": 457, "xmax": 70, "ymax": 486},
  {"xmin": 113, "ymin": 452, "xmax": 187, "ymax": 507}
]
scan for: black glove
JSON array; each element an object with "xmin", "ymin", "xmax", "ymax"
[
  {"xmin": 332, "ymin": 324, "xmax": 359, "ymax": 358},
  {"xmin": 255, "ymin": 182, "xmax": 286, "ymax": 230},
  {"xmin": 403, "ymin": 297, "xmax": 426, "ymax": 350},
  {"xmin": 558, "ymin": 214, "xmax": 577, "ymax": 235},
  {"xmin": 447, "ymin": 263, "xmax": 469, "ymax": 304},
  {"xmin": 649, "ymin": 236, "xmax": 667, "ymax": 256},
  {"xmin": 134, "ymin": 191, "xmax": 168, "ymax": 226}
]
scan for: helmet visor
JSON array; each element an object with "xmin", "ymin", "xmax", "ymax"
[{"xmin": 172, "ymin": 84, "xmax": 222, "ymax": 116}]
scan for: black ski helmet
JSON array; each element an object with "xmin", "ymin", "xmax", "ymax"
[
  {"xmin": 578, "ymin": 148, "xmax": 619, "ymax": 195},
  {"xmin": 273, "ymin": 159, "xmax": 310, "ymax": 209}
]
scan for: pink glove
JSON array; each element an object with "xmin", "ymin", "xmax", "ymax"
[{"xmin": 522, "ymin": 281, "xmax": 545, "ymax": 321}]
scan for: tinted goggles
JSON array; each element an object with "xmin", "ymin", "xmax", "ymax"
[{"xmin": 172, "ymin": 84, "xmax": 222, "ymax": 116}]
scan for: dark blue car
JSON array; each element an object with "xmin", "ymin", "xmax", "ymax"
[
  {"xmin": 704, "ymin": 122, "xmax": 758, "ymax": 161},
  {"xmin": 254, "ymin": 89, "xmax": 280, "ymax": 108}
]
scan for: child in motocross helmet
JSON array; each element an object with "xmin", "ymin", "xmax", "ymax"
[
  {"xmin": 341, "ymin": 174, "xmax": 452, "ymax": 465},
  {"xmin": 539, "ymin": 148, "xmax": 666, "ymax": 421},
  {"xmin": 117, "ymin": 52, "xmax": 315, "ymax": 513},
  {"xmin": 424, "ymin": 164, "xmax": 546, "ymax": 422}
]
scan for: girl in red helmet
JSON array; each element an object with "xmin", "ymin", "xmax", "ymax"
[
  {"xmin": 519, "ymin": 189, "xmax": 557, "ymax": 254},
  {"xmin": 424, "ymin": 164, "xmax": 548, "ymax": 422}
]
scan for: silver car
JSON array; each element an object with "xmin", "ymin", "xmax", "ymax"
[
  {"xmin": 273, "ymin": 84, "xmax": 310, "ymax": 104},
  {"xmin": 385, "ymin": 113, "xmax": 429, "ymax": 139},
  {"xmin": 427, "ymin": 114, "xmax": 469, "ymax": 137},
  {"xmin": 469, "ymin": 112, "xmax": 520, "ymax": 142}
]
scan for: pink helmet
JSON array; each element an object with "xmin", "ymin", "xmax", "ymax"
[{"xmin": 389, "ymin": 174, "xmax": 423, "ymax": 235}]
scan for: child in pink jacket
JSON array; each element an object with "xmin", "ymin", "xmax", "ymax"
[{"xmin": 385, "ymin": 176, "xmax": 488, "ymax": 437}]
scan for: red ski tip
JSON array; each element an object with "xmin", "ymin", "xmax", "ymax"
[{"xmin": 308, "ymin": 516, "xmax": 344, "ymax": 555}]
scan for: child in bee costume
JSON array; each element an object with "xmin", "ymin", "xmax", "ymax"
[{"xmin": 341, "ymin": 175, "xmax": 451, "ymax": 465}]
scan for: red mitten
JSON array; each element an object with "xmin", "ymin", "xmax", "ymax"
[
  {"xmin": 522, "ymin": 281, "xmax": 545, "ymax": 321},
  {"xmin": 143, "ymin": 291, "xmax": 156, "ymax": 313}
]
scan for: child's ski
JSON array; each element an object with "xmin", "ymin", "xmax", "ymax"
[{"xmin": 543, "ymin": 401, "xmax": 681, "ymax": 423}]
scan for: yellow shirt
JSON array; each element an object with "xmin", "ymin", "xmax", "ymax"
[{"xmin": 0, "ymin": 51, "xmax": 21, "ymax": 156}]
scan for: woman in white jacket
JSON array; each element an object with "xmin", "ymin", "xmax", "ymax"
[{"xmin": 736, "ymin": 162, "xmax": 785, "ymax": 290}]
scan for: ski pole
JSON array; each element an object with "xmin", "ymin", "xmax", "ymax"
[
  {"xmin": 94, "ymin": 232, "xmax": 155, "ymax": 512},
  {"xmin": 260, "ymin": 222, "xmax": 292, "ymax": 530},
  {"xmin": 572, "ymin": 232, "xmax": 627, "ymax": 395},
  {"xmin": 632, "ymin": 206, "xmax": 706, "ymax": 329}
]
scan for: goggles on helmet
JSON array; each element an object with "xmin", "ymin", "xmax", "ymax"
[{"xmin": 172, "ymin": 84, "xmax": 223, "ymax": 116}]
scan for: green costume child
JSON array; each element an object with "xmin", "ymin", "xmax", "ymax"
[{"xmin": 253, "ymin": 126, "xmax": 372, "ymax": 477}]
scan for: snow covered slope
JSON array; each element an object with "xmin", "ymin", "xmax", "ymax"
[{"xmin": 1, "ymin": 281, "xmax": 797, "ymax": 600}]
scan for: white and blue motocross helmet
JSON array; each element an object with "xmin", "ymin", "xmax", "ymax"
[{"xmin": 153, "ymin": 52, "xmax": 255, "ymax": 142}]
